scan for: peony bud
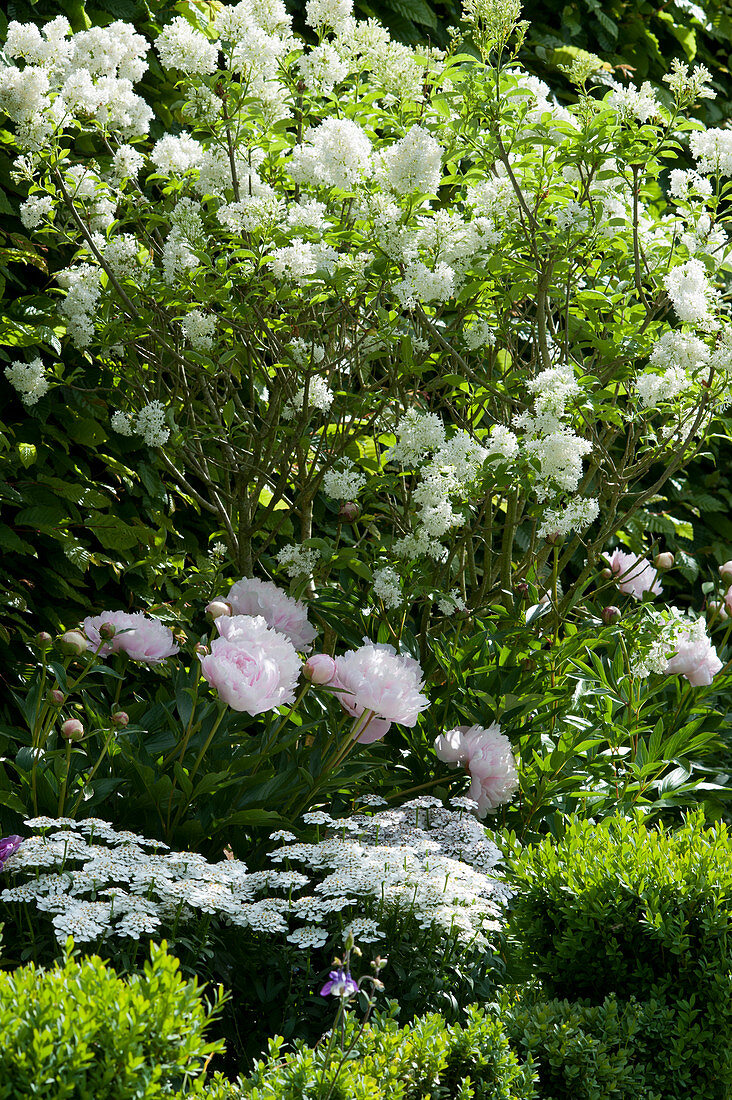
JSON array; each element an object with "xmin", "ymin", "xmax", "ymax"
[
  {"xmin": 194, "ymin": 642, "xmax": 210, "ymax": 656},
  {"xmin": 36, "ymin": 632, "xmax": 53, "ymax": 650},
  {"xmin": 708, "ymin": 600, "xmax": 729, "ymax": 622},
  {"xmin": 719, "ymin": 560, "xmax": 732, "ymax": 583},
  {"xmin": 601, "ymin": 568, "xmax": 613, "ymax": 580},
  {"xmin": 56, "ymin": 630, "xmax": 89, "ymax": 656},
  {"xmin": 303, "ymin": 654, "xmax": 337, "ymax": 685},
  {"xmin": 99, "ymin": 621, "xmax": 116, "ymax": 640},
  {"xmin": 338, "ymin": 501, "xmax": 360, "ymax": 523},
  {"xmin": 654, "ymin": 552, "xmax": 674, "ymax": 571},
  {"xmin": 111, "ymin": 711, "xmax": 129, "ymax": 728},
  {"xmin": 205, "ymin": 599, "xmax": 232, "ymax": 620},
  {"xmin": 544, "ymin": 531, "xmax": 562, "ymax": 546},
  {"xmin": 602, "ymin": 605, "xmax": 621, "ymax": 624},
  {"xmin": 48, "ymin": 689, "xmax": 65, "ymax": 706},
  {"xmin": 514, "ymin": 582, "xmax": 530, "ymax": 599},
  {"xmin": 61, "ymin": 718, "xmax": 84, "ymax": 741}
]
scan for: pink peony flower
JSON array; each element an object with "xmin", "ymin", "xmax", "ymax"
[
  {"xmin": 607, "ymin": 550, "xmax": 662, "ymax": 600},
  {"xmin": 83, "ymin": 611, "xmax": 179, "ymax": 664},
  {"xmin": 200, "ymin": 614, "xmax": 300, "ymax": 714},
  {"xmin": 434, "ymin": 723, "xmax": 519, "ymax": 817},
  {"xmin": 664, "ymin": 620, "xmax": 723, "ymax": 686},
  {"xmin": 226, "ymin": 577, "xmax": 317, "ymax": 652},
  {"xmin": 333, "ymin": 642, "xmax": 429, "ymax": 744}
]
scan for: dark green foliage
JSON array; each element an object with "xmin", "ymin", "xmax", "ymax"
[
  {"xmin": 504, "ymin": 811, "xmax": 732, "ymax": 1003},
  {"xmin": 230, "ymin": 1006, "xmax": 537, "ymax": 1099},
  {"xmin": 503, "ymin": 813, "xmax": 732, "ymax": 1098},
  {"xmin": 503, "ymin": 990, "xmax": 732, "ymax": 1100},
  {"xmin": 0, "ymin": 940, "xmax": 225, "ymax": 1099},
  {"xmin": 503, "ymin": 993, "xmax": 659, "ymax": 1100}
]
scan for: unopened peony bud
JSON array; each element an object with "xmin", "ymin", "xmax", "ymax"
[
  {"xmin": 194, "ymin": 642, "xmax": 210, "ymax": 656},
  {"xmin": 719, "ymin": 560, "xmax": 732, "ymax": 583},
  {"xmin": 99, "ymin": 621, "xmax": 116, "ymax": 640},
  {"xmin": 302, "ymin": 654, "xmax": 337, "ymax": 685},
  {"xmin": 601, "ymin": 568, "xmax": 613, "ymax": 580},
  {"xmin": 111, "ymin": 711, "xmax": 129, "ymax": 728},
  {"xmin": 205, "ymin": 599, "xmax": 232, "ymax": 620},
  {"xmin": 544, "ymin": 531, "xmax": 562, "ymax": 545},
  {"xmin": 36, "ymin": 632, "xmax": 53, "ymax": 650},
  {"xmin": 708, "ymin": 600, "xmax": 729, "ymax": 622},
  {"xmin": 61, "ymin": 718, "xmax": 84, "ymax": 741},
  {"xmin": 48, "ymin": 689, "xmax": 65, "ymax": 706},
  {"xmin": 602, "ymin": 605, "xmax": 621, "ymax": 624},
  {"xmin": 338, "ymin": 501, "xmax": 360, "ymax": 523},
  {"xmin": 654, "ymin": 552, "xmax": 674, "ymax": 571},
  {"xmin": 56, "ymin": 630, "xmax": 89, "ymax": 656}
]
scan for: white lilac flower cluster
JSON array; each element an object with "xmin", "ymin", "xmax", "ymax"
[
  {"xmin": 388, "ymin": 411, "xmax": 512, "ymax": 562},
  {"xmin": 4, "ymin": 357, "xmax": 49, "ymax": 405},
  {"xmin": 0, "ymin": 17, "xmax": 152, "ymax": 148},
  {"xmin": 112, "ymin": 401, "xmax": 170, "ymax": 447},
  {"xmin": 2, "ymin": 802, "xmax": 509, "ymax": 950},
  {"xmin": 276, "ymin": 544, "xmax": 320, "ymax": 579}
]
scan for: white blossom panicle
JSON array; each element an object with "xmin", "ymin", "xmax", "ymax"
[
  {"xmin": 155, "ymin": 16, "xmax": 220, "ymax": 76},
  {"xmin": 378, "ymin": 125, "xmax": 443, "ymax": 195},
  {"xmin": 19, "ymin": 193, "xmax": 54, "ymax": 229},
  {"xmin": 5, "ymin": 357, "xmax": 49, "ymax": 405},
  {"xmin": 289, "ymin": 118, "xmax": 372, "ymax": 191},
  {"xmin": 538, "ymin": 497, "xmax": 599, "ymax": 540},
  {"xmin": 276, "ymin": 544, "xmax": 320, "ymax": 579},
  {"xmin": 608, "ymin": 81, "xmax": 660, "ymax": 124},
  {"xmin": 373, "ymin": 565, "xmax": 403, "ymax": 609},
  {"xmin": 181, "ymin": 309, "xmax": 216, "ymax": 351},
  {"xmin": 389, "ymin": 409, "xmax": 446, "ymax": 464},
  {"xmin": 436, "ymin": 588, "xmax": 467, "ymax": 615},
  {"xmin": 322, "ymin": 460, "xmax": 367, "ymax": 500},
  {"xmin": 135, "ymin": 401, "xmax": 170, "ymax": 446},
  {"xmin": 111, "ymin": 410, "xmax": 136, "ymax": 436},
  {"xmin": 297, "ymin": 43, "xmax": 350, "ymax": 96},
  {"xmin": 305, "ymin": 0, "xmax": 353, "ymax": 31},
  {"xmin": 690, "ymin": 128, "xmax": 732, "ymax": 176},
  {"xmin": 664, "ymin": 258, "xmax": 717, "ymax": 327},
  {"xmin": 281, "ymin": 376, "xmax": 334, "ymax": 420}
]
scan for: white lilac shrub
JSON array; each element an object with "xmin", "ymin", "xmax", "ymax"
[
  {"xmin": 2, "ymin": 1, "xmax": 731, "ymax": 611},
  {"xmin": 1, "ymin": 799, "xmax": 508, "ymax": 948}
]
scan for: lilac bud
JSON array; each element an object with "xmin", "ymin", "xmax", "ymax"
[
  {"xmin": 56, "ymin": 630, "xmax": 89, "ymax": 656},
  {"xmin": 302, "ymin": 654, "xmax": 337, "ymax": 685},
  {"xmin": 48, "ymin": 689, "xmax": 65, "ymax": 706},
  {"xmin": 654, "ymin": 552, "xmax": 674, "ymax": 571},
  {"xmin": 111, "ymin": 711, "xmax": 129, "ymax": 728},
  {"xmin": 205, "ymin": 599, "xmax": 232, "ymax": 620},
  {"xmin": 61, "ymin": 718, "xmax": 84, "ymax": 741},
  {"xmin": 602, "ymin": 605, "xmax": 621, "ymax": 625},
  {"xmin": 36, "ymin": 632, "xmax": 53, "ymax": 650},
  {"xmin": 338, "ymin": 501, "xmax": 360, "ymax": 523}
]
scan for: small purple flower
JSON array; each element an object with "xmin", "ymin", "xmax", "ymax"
[
  {"xmin": 320, "ymin": 969, "xmax": 358, "ymax": 999},
  {"xmin": 0, "ymin": 835, "xmax": 22, "ymax": 869}
]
